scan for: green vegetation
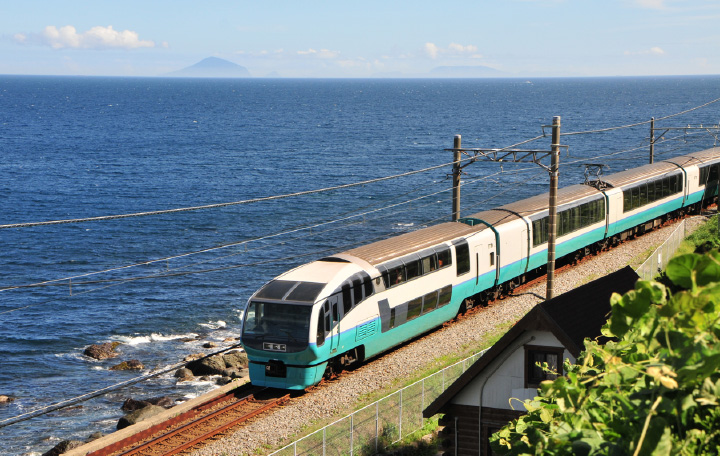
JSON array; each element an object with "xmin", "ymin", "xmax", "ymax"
[
  {"xmin": 491, "ymin": 250, "xmax": 720, "ymax": 455},
  {"xmin": 675, "ymin": 215, "xmax": 720, "ymax": 257}
]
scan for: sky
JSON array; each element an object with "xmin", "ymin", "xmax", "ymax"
[{"xmin": 1, "ymin": 0, "xmax": 719, "ymax": 78}]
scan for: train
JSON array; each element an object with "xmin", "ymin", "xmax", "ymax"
[{"xmin": 240, "ymin": 147, "xmax": 720, "ymax": 389}]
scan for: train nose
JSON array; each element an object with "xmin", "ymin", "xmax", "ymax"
[{"xmin": 265, "ymin": 360, "xmax": 287, "ymax": 378}]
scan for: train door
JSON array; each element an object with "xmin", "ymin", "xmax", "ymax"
[
  {"xmin": 327, "ymin": 294, "xmax": 340, "ymax": 354},
  {"xmin": 520, "ymin": 228, "xmax": 529, "ymax": 272}
]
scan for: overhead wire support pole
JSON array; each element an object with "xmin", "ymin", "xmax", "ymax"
[
  {"xmin": 546, "ymin": 116, "xmax": 561, "ymax": 300},
  {"xmin": 446, "ymin": 116, "xmax": 565, "ymax": 301},
  {"xmin": 452, "ymin": 135, "xmax": 462, "ymax": 221},
  {"xmin": 649, "ymin": 117, "xmax": 655, "ymax": 164}
]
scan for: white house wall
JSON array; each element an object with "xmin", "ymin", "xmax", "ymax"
[{"xmin": 451, "ymin": 330, "xmax": 575, "ymax": 410}]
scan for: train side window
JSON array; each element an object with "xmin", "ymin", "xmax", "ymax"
[
  {"xmin": 389, "ymin": 266, "xmax": 404, "ymax": 287},
  {"xmin": 389, "ymin": 308, "xmax": 396, "ymax": 329},
  {"xmin": 316, "ymin": 308, "xmax": 326, "ymax": 347},
  {"xmin": 421, "ymin": 254, "xmax": 437, "ymax": 273},
  {"xmin": 489, "ymin": 251, "xmax": 495, "ymax": 266},
  {"xmin": 454, "ymin": 241, "xmax": 470, "ymax": 276},
  {"xmin": 438, "ymin": 286, "xmax": 452, "ymax": 307},
  {"xmin": 647, "ymin": 181, "xmax": 656, "ymax": 202},
  {"xmin": 405, "ymin": 259, "xmax": 421, "ymax": 281},
  {"xmin": 353, "ymin": 278, "xmax": 362, "ymax": 306},
  {"xmin": 423, "ymin": 291, "xmax": 438, "ymax": 314},
  {"xmin": 332, "ymin": 302, "xmax": 338, "ymax": 323},
  {"xmin": 363, "ymin": 277, "xmax": 374, "ymax": 298},
  {"xmin": 532, "ymin": 217, "xmax": 548, "ymax": 246},
  {"xmin": 342, "ymin": 285, "xmax": 352, "ymax": 314},
  {"xmin": 436, "ymin": 247, "xmax": 451, "ymax": 268},
  {"xmin": 639, "ymin": 183, "xmax": 648, "ymax": 206},
  {"xmin": 407, "ymin": 297, "xmax": 423, "ymax": 321}
]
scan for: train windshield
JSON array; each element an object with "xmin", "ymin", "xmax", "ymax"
[{"xmin": 241, "ymin": 301, "xmax": 312, "ymax": 352}]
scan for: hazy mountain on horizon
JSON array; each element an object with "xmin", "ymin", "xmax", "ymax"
[{"xmin": 165, "ymin": 57, "xmax": 251, "ymax": 78}]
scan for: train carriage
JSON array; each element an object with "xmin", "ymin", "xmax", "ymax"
[
  {"xmin": 240, "ymin": 147, "xmax": 720, "ymax": 390},
  {"xmin": 241, "ymin": 222, "xmax": 486, "ymax": 389}
]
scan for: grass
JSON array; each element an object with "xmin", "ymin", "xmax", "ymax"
[{"xmin": 674, "ymin": 214, "xmax": 720, "ymax": 257}]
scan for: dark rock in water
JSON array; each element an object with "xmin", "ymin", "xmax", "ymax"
[
  {"xmin": 84, "ymin": 342, "xmax": 122, "ymax": 360},
  {"xmin": 109, "ymin": 359, "xmax": 144, "ymax": 371},
  {"xmin": 117, "ymin": 405, "xmax": 166, "ymax": 430},
  {"xmin": 187, "ymin": 354, "xmax": 226, "ymax": 376},
  {"xmin": 184, "ymin": 353, "xmax": 204, "ymax": 362},
  {"xmin": 216, "ymin": 376, "xmax": 233, "ymax": 385},
  {"xmin": 121, "ymin": 396, "xmax": 175, "ymax": 412},
  {"xmin": 174, "ymin": 367, "xmax": 195, "ymax": 382},
  {"xmin": 202, "ymin": 341, "xmax": 218, "ymax": 349},
  {"xmin": 86, "ymin": 431, "xmax": 104, "ymax": 442},
  {"xmin": 42, "ymin": 439, "xmax": 84, "ymax": 456},
  {"xmin": 223, "ymin": 350, "xmax": 248, "ymax": 369}
]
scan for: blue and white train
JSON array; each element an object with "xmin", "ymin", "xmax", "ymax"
[{"xmin": 240, "ymin": 148, "xmax": 720, "ymax": 389}]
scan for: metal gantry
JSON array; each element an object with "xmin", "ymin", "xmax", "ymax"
[
  {"xmin": 446, "ymin": 116, "xmax": 564, "ymax": 300},
  {"xmin": 650, "ymin": 118, "xmax": 720, "ymax": 163}
]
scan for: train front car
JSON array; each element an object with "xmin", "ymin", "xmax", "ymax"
[{"xmin": 240, "ymin": 259, "xmax": 361, "ymax": 389}]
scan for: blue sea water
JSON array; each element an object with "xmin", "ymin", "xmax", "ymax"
[{"xmin": 0, "ymin": 75, "xmax": 719, "ymax": 455}]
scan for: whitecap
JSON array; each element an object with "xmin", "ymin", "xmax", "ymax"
[
  {"xmin": 199, "ymin": 320, "xmax": 227, "ymax": 330},
  {"xmin": 113, "ymin": 332, "xmax": 199, "ymax": 345}
]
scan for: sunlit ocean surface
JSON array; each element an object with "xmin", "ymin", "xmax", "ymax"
[{"xmin": 1, "ymin": 75, "xmax": 718, "ymax": 455}]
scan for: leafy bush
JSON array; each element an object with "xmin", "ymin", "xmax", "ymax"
[{"xmin": 491, "ymin": 250, "xmax": 720, "ymax": 455}]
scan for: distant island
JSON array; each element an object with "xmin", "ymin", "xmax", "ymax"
[{"xmin": 165, "ymin": 57, "xmax": 251, "ymax": 78}]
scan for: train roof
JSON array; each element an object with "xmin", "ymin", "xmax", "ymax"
[
  {"xmin": 465, "ymin": 184, "xmax": 602, "ymax": 222},
  {"xmin": 339, "ymin": 222, "xmax": 478, "ymax": 266},
  {"xmin": 663, "ymin": 147, "xmax": 720, "ymax": 167},
  {"xmin": 597, "ymin": 162, "xmax": 681, "ymax": 188},
  {"xmin": 596, "ymin": 148, "xmax": 720, "ymax": 189}
]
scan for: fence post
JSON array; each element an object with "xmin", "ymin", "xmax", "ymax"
[
  {"xmin": 350, "ymin": 413, "xmax": 354, "ymax": 456},
  {"xmin": 399, "ymin": 389, "xmax": 403, "ymax": 440},
  {"xmin": 376, "ymin": 402, "xmax": 380, "ymax": 453}
]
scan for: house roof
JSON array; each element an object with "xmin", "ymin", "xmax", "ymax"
[{"xmin": 423, "ymin": 266, "xmax": 639, "ymax": 418}]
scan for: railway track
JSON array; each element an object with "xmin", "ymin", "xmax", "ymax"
[{"xmin": 87, "ymin": 385, "xmax": 289, "ymax": 456}]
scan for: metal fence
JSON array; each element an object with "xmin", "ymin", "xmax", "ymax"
[
  {"xmin": 269, "ymin": 349, "xmax": 488, "ymax": 456},
  {"xmin": 635, "ymin": 219, "xmax": 687, "ymax": 280}
]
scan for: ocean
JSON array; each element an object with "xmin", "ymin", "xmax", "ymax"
[{"xmin": 1, "ymin": 75, "xmax": 719, "ymax": 455}]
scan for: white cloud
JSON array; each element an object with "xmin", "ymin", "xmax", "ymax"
[
  {"xmin": 14, "ymin": 25, "xmax": 155, "ymax": 50},
  {"xmin": 424, "ymin": 43, "xmax": 439, "ymax": 59},
  {"xmin": 624, "ymin": 46, "xmax": 666, "ymax": 56},
  {"xmin": 424, "ymin": 42, "xmax": 482, "ymax": 59},
  {"xmin": 297, "ymin": 48, "xmax": 340, "ymax": 59}
]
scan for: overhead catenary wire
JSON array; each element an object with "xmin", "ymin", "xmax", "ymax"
[
  {"xmin": 0, "ymin": 167, "xmax": 534, "ymax": 297},
  {"xmin": 0, "ymin": 155, "xmax": 480, "ymax": 230},
  {"xmin": 560, "ymin": 96, "xmax": 720, "ymax": 137}
]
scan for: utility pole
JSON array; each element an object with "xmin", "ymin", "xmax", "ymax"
[
  {"xmin": 447, "ymin": 116, "xmax": 565, "ymax": 301},
  {"xmin": 649, "ymin": 117, "xmax": 655, "ymax": 164},
  {"xmin": 546, "ymin": 116, "xmax": 561, "ymax": 300},
  {"xmin": 452, "ymin": 135, "xmax": 462, "ymax": 221}
]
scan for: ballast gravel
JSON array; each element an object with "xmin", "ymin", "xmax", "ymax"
[{"xmin": 191, "ymin": 217, "xmax": 705, "ymax": 456}]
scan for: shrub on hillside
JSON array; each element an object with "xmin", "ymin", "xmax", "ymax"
[{"xmin": 491, "ymin": 250, "xmax": 720, "ymax": 456}]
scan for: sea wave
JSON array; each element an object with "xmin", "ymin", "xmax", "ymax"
[
  {"xmin": 113, "ymin": 333, "xmax": 200, "ymax": 345},
  {"xmin": 198, "ymin": 320, "xmax": 226, "ymax": 330}
]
